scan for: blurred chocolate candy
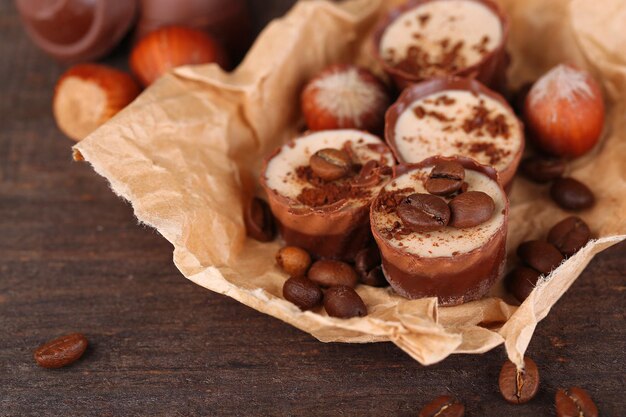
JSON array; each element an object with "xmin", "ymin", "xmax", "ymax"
[{"xmin": 15, "ymin": 0, "xmax": 137, "ymax": 62}]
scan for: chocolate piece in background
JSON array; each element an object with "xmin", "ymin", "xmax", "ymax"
[
  {"xmin": 371, "ymin": 0, "xmax": 510, "ymax": 91},
  {"xmin": 15, "ymin": 0, "xmax": 137, "ymax": 62}
]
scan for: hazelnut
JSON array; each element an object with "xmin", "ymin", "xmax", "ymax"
[
  {"xmin": 524, "ymin": 64, "xmax": 604, "ymax": 158},
  {"xmin": 301, "ymin": 64, "xmax": 390, "ymax": 133},
  {"xmin": 276, "ymin": 246, "xmax": 311, "ymax": 277},
  {"xmin": 130, "ymin": 26, "xmax": 228, "ymax": 87},
  {"xmin": 53, "ymin": 64, "xmax": 141, "ymax": 142}
]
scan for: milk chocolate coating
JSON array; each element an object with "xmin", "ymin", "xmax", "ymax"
[
  {"xmin": 371, "ymin": 156, "xmax": 509, "ymax": 305},
  {"xmin": 16, "ymin": 0, "xmax": 137, "ymax": 62},
  {"xmin": 372, "ymin": 0, "xmax": 510, "ymax": 92},
  {"xmin": 384, "ymin": 76, "xmax": 524, "ymax": 190},
  {"xmin": 259, "ymin": 133, "xmax": 393, "ymax": 262}
]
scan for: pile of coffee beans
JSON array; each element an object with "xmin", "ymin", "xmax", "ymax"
[
  {"xmin": 520, "ymin": 156, "xmax": 595, "ymax": 211},
  {"xmin": 277, "ymin": 245, "xmax": 379, "ymax": 318},
  {"xmin": 507, "ymin": 216, "xmax": 591, "ymax": 302},
  {"xmin": 397, "ymin": 161, "xmax": 495, "ymax": 232}
]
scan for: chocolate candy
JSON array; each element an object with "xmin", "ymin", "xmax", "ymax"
[{"xmin": 16, "ymin": 0, "xmax": 137, "ymax": 62}]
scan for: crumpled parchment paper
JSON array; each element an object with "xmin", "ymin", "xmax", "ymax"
[{"xmin": 73, "ymin": 0, "xmax": 626, "ymax": 367}]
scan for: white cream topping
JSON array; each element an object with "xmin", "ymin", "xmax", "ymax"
[
  {"xmin": 394, "ymin": 90, "xmax": 522, "ymax": 173},
  {"xmin": 372, "ymin": 166, "xmax": 506, "ymax": 257},
  {"xmin": 264, "ymin": 129, "xmax": 394, "ymax": 201},
  {"xmin": 380, "ymin": 0, "xmax": 502, "ymax": 72}
]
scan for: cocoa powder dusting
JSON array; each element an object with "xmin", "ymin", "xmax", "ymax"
[
  {"xmin": 418, "ymin": 13, "xmax": 431, "ymax": 26},
  {"xmin": 466, "ymin": 142, "xmax": 511, "ymax": 165},
  {"xmin": 373, "ymin": 187, "xmax": 415, "ymax": 214},
  {"xmin": 462, "ymin": 103, "xmax": 511, "ymax": 139},
  {"xmin": 295, "ymin": 155, "xmax": 391, "ymax": 207},
  {"xmin": 388, "ymin": 37, "xmax": 468, "ymax": 79},
  {"xmin": 413, "ymin": 105, "xmax": 453, "ymax": 122}
]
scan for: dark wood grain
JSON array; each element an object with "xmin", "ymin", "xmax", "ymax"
[{"xmin": 0, "ymin": 1, "xmax": 624, "ymax": 416}]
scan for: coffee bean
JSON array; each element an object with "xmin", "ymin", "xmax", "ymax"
[
  {"xmin": 548, "ymin": 216, "xmax": 591, "ymax": 257},
  {"xmin": 362, "ymin": 265, "xmax": 388, "ymax": 287},
  {"xmin": 520, "ymin": 156, "xmax": 565, "ymax": 183},
  {"xmin": 396, "ymin": 193, "xmax": 450, "ymax": 232},
  {"xmin": 308, "ymin": 260, "xmax": 358, "ymax": 288},
  {"xmin": 276, "ymin": 246, "xmax": 311, "ymax": 277},
  {"xmin": 506, "ymin": 265, "xmax": 541, "ymax": 302},
  {"xmin": 550, "ymin": 178, "xmax": 595, "ymax": 210},
  {"xmin": 418, "ymin": 395, "xmax": 465, "ymax": 417},
  {"xmin": 283, "ymin": 276, "xmax": 323, "ymax": 310},
  {"xmin": 309, "ymin": 148, "xmax": 352, "ymax": 181},
  {"xmin": 354, "ymin": 247, "xmax": 387, "ymax": 287},
  {"xmin": 517, "ymin": 240, "xmax": 564, "ymax": 274},
  {"xmin": 498, "ymin": 357, "xmax": 540, "ymax": 404},
  {"xmin": 448, "ymin": 191, "xmax": 495, "ymax": 228},
  {"xmin": 425, "ymin": 161, "xmax": 465, "ymax": 196},
  {"xmin": 555, "ymin": 387, "xmax": 598, "ymax": 417},
  {"xmin": 244, "ymin": 197, "xmax": 276, "ymax": 242},
  {"xmin": 34, "ymin": 333, "xmax": 88, "ymax": 368},
  {"xmin": 324, "ymin": 285, "xmax": 367, "ymax": 318}
]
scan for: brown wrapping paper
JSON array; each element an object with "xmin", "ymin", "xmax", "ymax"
[{"xmin": 73, "ymin": 0, "xmax": 626, "ymax": 367}]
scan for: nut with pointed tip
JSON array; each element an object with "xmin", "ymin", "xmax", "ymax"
[
  {"xmin": 301, "ymin": 64, "xmax": 390, "ymax": 133},
  {"xmin": 524, "ymin": 64, "xmax": 604, "ymax": 157},
  {"xmin": 130, "ymin": 26, "xmax": 228, "ymax": 87},
  {"xmin": 53, "ymin": 64, "xmax": 141, "ymax": 142}
]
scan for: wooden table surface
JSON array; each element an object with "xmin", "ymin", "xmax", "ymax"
[{"xmin": 1, "ymin": 1, "xmax": 624, "ymax": 416}]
